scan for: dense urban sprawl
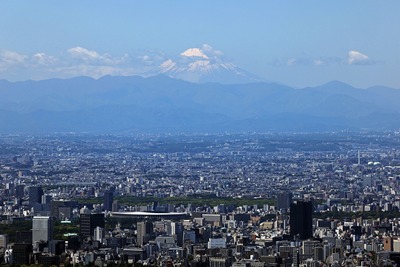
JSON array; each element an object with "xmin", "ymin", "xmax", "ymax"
[{"xmin": 1, "ymin": 132, "xmax": 400, "ymax": 266}]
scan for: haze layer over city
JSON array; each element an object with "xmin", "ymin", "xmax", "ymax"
[{"xmin": 1, "ymin": 2, "xmax": 400, "ymax": 267}]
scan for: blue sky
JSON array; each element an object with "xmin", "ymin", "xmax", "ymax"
[{"xmin": 0, "ymin": 1, "xmax": 399, "ymax": 88}]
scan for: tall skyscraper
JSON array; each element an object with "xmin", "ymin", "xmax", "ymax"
[
  {"xmin": 29, "ymin": 186, "xmax": 43, "ymax": 207},
  {"xmin": 171, "ymin": 222, "xmax": 184, "ymax": 247},
  {"xmin": 277, "ymin": 191, "xmax": 293, "ymax": 211},
  {"xmin": 32, "ymin": 216, "xmax": 52, "ymax": 246},
  {"xmin": 15, "ymin": 184, "xmax": 25, "ymax": 199},
  {"xmin": 49, "ymin": 240, "xmax": 65, "ymax": 256},
  {"xmin": 80, "ymin": 213, "xmax": 105, "ymax": 239},
  {"xmin": 94, "ymin": 226, "xmax": 104, "ymax": 242},
  {"xmin": 103, "ymin": 191, "xmax": 113, "ymax": 211},
  {"xmin": 290, "ymin": 200, "xmax": 313, "ymax": 240},
  {"xmin": 137, "ymin": 221, "xmax": 153, "ymax": 246}
]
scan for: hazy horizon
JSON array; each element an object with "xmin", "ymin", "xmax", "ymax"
[{"xmin": 1, "ymin": 1, "xmax": 399, "ymax": 88}]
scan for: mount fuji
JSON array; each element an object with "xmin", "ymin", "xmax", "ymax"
[{"xmin": 157, "ymin": 44, "xmax": 263, "ymax": 84}]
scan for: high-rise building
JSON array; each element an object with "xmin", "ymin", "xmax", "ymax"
[
  {"xmin": 15, "ymin": 184, "xmax": 25, "ymax": 199},
  {"xmin": 302, "ymin": 240, "xmax": 320, "ymax": 256},
  {"xmin": 104, "ymin": 191, "xmax": 113, "ymax": 211},
  {"xmin": 172, "ymin": 222, "xmax": 184, "ymax": 247},
  {"xmin": 112, "ymin": 200, "xmax": 119, "ymax": 212},
  {"xmin": 67, "ymin": 235, "xmax": 80, "ymax": 251},
  {"xmin": 277, "ymin": 192, "xmax": 293, "ymax": 211},
  {"xmin": 80, "ymin": 213, "xmax": 105, "ymax": 239},
  {"xmin": 12, "ymin": 243, "xmax": 33, "ymax": 265},
  {"xmin": 137, "ymin": 221, "xmax": 153, "ymax": 246},
  {"xmin": 28, "ymin": 186, "xmax": 43, "ymax": 207},
  {"xmin": 290, "ymin": 200, "xmax": 313, "ymax": 240},
  {"xmin": 49, "ymin": 240, "xmax": 65, "ymax": 255},
  {"xmin": 16, "ymin": 230, "xmax": 32, "ymax": 244},
  {"xmin": 0, "ymin": 234, "xmax": 8, "ymax": 248},
  {"xmin": 51, "ymin": 200, "xmax": 75, "ymax": 220},
  {"xmin": 32, "ymin": 216, "xmax": 52, "ymax": 246},
  {"xmin": 314, "ymin": 246, "xmax": 324, "ymax": 261},
  {"xmin": 94, "ymin": 226, "xmax": 104, "ymax": 242},
  {"xmin": 41, "ymin": 194, "xmax": 52, "ymax": 204}
]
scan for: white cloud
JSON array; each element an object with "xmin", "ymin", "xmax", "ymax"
[
  {"xmin": 0, "ymin": 45, "xmax": 238, "ymax": 80},
  {"xmin": 0, "ymin": 46, "xmax": 142, "ymax": 80},
  {"xmin": 0, "ymin": 50, "xmax": 28, "ymax": 72},
  {"xmin": 52, "ymin": 65, "xmax": 136, "ymax": 79},
  {"xmin": 286, "ymin": 57, "xmax": 322, "ymax": 67},
  {"xmin": 348, "ymin": 50, "xmax": 373, "ymax": 65},
  {"xmin": 0, "ymin": 50, "xmax": 27, "ymax": 65},
  {"xmin": 32, "ymin": 52, "xmax": 58, "ymax": 65},
  {"xmin": 201, "ymin": 44, "xmax": 223, "ymax": 56},
  {"xmin": 41, "ymin": 46, "xmax": 141, "ymax": 78},
  {"xmin": 272, "ymin": 55, "xmax": 343, "ymax": 67},
  {"xmin": 179, "ymin": 44, "xmax": 226, "ymax": 62},
  {"xmin": 313, "ymin": 59, "xmax": 324, "ymax": 66},
  {"xmin": 67, "ymin": 46, "xmax": 126, "ymax": 65},
  {"xmin": 181, "ymin": 48, "xmax": 209, "ymax": 59},
  {"xmin": 137, "ymin": 51, "xmax": 166, "ymax": 67},
  {"xmin": 68, "ymin": 46, "xmax": 102, "ymax": 60}
]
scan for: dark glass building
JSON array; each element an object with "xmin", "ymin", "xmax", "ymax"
[
  {"xmin": 104, "ymin": 191, "xmax": 113, "ymax": 211},
  {"xmin": 12, "ymin": 243, "xmax": 33, "ymax": 265},
  {"xmin": 15, "ymin": 184, "xmax": 25, "ymax": 199},
  {"xmin": 28, "ymin": 186, "xmax": 43, "ymax": 207},
  {"xmin": 290, "ymin": 200, "xmax": 313, "ymax": 240},
  {"xmin": 277, "ymin": 191, "xmax": 293, "ymax": 211},
  {"xmin": 80, "ymin": 213, "xmax": 105, "ymax": 239}
]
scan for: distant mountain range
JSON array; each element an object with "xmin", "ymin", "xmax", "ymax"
[{"xmin": 0, "ymin": 75, "xmax": 399, "ymax": 133}]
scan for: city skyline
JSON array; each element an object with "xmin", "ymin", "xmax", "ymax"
[{"xmin": 1, "ymin": 132, "xmax": 400, "ymax": 265}]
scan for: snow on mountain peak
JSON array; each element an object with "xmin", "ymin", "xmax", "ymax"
[
  {"xmin": 158, "ymin": 44, "xmax": 262, "ymax": 84},
  {"xmin": 160, "ymin": 59, "xmax": 177, "ymax": 72},
  {"xmin": 160, "ymin": 45, "xmax": 234, "ymax": 73}
]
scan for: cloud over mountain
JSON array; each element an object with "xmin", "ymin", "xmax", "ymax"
[
  {"xmin": 348, "ymin": 50, "xmax": 374, "ymax": 65},
  {"xmin": 0, "ymin": 47, "xmax": 136, "ymax": 80},
  {"xmin": 32, "ymin": 53, "xmax": 58, "ymax": 65},
  {"xmin": 0, "ymin": 45, "xmax": 381, "ymax": 85},
  {"xmin": 0, "ymin": 50, "xmax": 27, "ymax": 71},
  {"xmin": 273, "ymin": 51, "xmax": 377, "ymax": 68},
  {"xmin": 1, "ymin": 45, "xmax": 255, "ymax": 83},
  {"xmin": 158, "ymin": 44, "xmax": 261, "ymax": 83}
]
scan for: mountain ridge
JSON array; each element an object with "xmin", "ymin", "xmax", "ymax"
[{"xmin": 0, "ymin": 75, "xmax": 399, "ymax": 133}]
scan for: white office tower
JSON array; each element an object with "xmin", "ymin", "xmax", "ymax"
[
  {"xmin": 94, "ymin": 226, "xmax": 104, "ymax": 242},
  {"xmin": 32, "ymin": 216, "xmax": 52, "ymax": 246}
]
